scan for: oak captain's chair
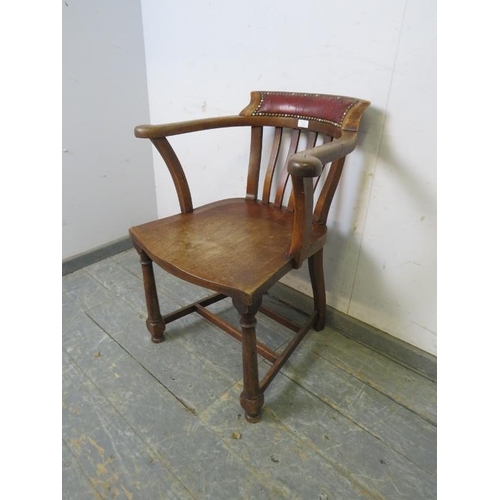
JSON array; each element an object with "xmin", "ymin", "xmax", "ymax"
[{"xmin": 130, "ymin": 91, "xmax": 370, "ymax": 422}]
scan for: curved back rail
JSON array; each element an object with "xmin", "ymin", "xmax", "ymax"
[
  {"xmin": 240, "ymin": 91, "xmax": 369, "ymax": 225},
  {"xmin": 135, "ymin": 91, "xmax": 369, "ymax": 266}
]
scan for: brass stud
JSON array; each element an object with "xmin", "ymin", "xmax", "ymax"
[{"xmin": 251, "ymin": 91, "xmax": 358, "ymax": 128}]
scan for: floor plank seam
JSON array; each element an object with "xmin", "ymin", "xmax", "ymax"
[
  {"xmin": 113, "ymin": 255, "xmax": 303, "ymax": 359},
  {"xmin": 305, "ymin": 344, "xmax": 437, "ymax": 427},
  {"xmin": 83, "ymin": 312, "xmax": 200, "ymax": 417},
  {"xmin": 194, "ymin": 377, "xmax": 245, "ymax": 417},
  {"xmin": 63, "ymin": 348, "xmax": 200, "ymax": 500},
  {"xmin": 255, "ymin": 300, "xmax": 437, "ymax": 424},
  {"xmin": 90, "ymin": 259, "xmax": 436, "ymax": 430},
  {"xmin": 82, "ymin": 269, "xmax": 147, "ymax": 316},
  {"xmin": 195, "ymin": 356, "xmax": 272, "ymax": 418},
  {"xmin": 174, "ymin": 305, "xmax": 437, "ymax": 430},
  {"xmin": 333, "ymin": 329, "xmax": 437, "ymax": 382},
  {"xmin": 112, "ymin": 253, "xmax": 142, "ymax": 278},
  {"xmin": 81, "ymin": 270, "xmax": 245, "ymax": 390},
  {"xmin": 163, "ymin": 323, "xmax": 249, "ymax": 393},
  {"xmin": 196, "ymin": 388, "xmax": 377, "ymax": 500},
  {"xmin": 85, "ymin": 313, "xmax": 270, "ymax": 426},
  {"xmin": 89, "ymin": 257, "xmax": 145, "ymax": 283},
  {"xmin": 259, "ymin": 297, "xmax": 435, "ymax": 392},
  {"xmin": 266, "ymin": 408, "xmax": 384, "ymax": 500},
  {"xmin": 62, "ymin": 439, "xmax": 107, "ymax": 500},
  {"xmin": 274, "ymin": 368, "xmax": 437, "ymax": 478},
  {"xmin": 267, "ymin": 291, "xmax": 436, "ymax": 382},
  {"xmin": 64, "ymin": 254, "xmax": 436, "ymax": 498},
  {"xmin": 81, "ymin": 263, "xmax": 318, "ymax": 424},
  {"xmin": 64, "ymin": 347, "xmax": 293, "ymax": 499}
]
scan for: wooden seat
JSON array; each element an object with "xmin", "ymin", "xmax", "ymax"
[
  {"xmin": 130, "ymin": 198, "xmax": 327, "ymax": 304},
  {"xmin": 129, "ymin": 91, "xmax": 370, "ymax": 422}
]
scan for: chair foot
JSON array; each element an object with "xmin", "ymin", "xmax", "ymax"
[
  {"xmin": 147, "ymin": 319, "xmax": 166, "ymax": 343},
  {"xmin": 151, "ymin": 336, "xmax": 165, "ymax": 344},
  {"xmin": 240, "ymin": 393, "xmax": 264, "ymax": 423},
  {"xmin": 313, "ymin": 313, "xmax": 325, "ymax": 332}
]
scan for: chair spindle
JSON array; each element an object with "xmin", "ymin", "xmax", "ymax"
[
  {"xmin": 274, "ymin": 129, "xmax": 301, "ymax": 208},
  {"xmin": 245, "ymin": 126, "xmax": 263, "ymax": 201}
]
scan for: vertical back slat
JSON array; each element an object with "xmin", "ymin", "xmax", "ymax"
[
  {"xmin": 245, "ymin": 126, "xmax": 263, "ymax": 200},
  {"xmin": 262, "ymin": 127, "xmax": 283, "ymax": 205},
  {"xmin": 274, "ymin": 129, "xmax": 301, "ymax": 208},
  {"xmin": 306, "ymin": 131, "xmax": 319, "ymax": 150},
  {"xmin": 313, "ymin": 156, "xmax": 346, "ymax": 224},
  {"xmin": 313, "ymin": 135, "xmax": 333, "ymax": 193},
  {"xmin": 287, "ymin": 131, "xmax": 319, "ymax": 211}
]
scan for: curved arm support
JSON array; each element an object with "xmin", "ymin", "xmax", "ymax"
[
  {"xmin": 287, "ymin": 131, "xmax": 357, "ymax": 177},
  {"xmin": 287, "ymin": 131, "xmax": 358, "ymax": 266},
  {"xmin": 136, "ymin": 116, "xmax": 268, "ymax": 214},
  {"xmin": 137, "ymin": 118, "xmax": 255, "ymax": 214},
  {"xmin": 136, "ymin": 116, "xmax": 259, "ymax": 139},
  {"xmin": 151, "ymin": 137, "xmax": 193, "ymax": 213}
]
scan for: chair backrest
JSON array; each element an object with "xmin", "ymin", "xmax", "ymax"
[{"xmin": 240, "ymin": 91, "xmax": 369, "ymax": 224}]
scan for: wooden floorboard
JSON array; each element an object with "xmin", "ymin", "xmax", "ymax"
[
  {"xmin": 86, "ymin": 296, "xmax": 245, "ymax": 414},
  {"xmin": 274, "ymin": 348, "xmax": 437, "ymax": 475},
  {"xmin": 63, "ymin": 251, "xmax": 437, "ymax": 499},
  {"xmin": 63, "ymin": 351, "xmax": 196, "ymax": 500},
  {"xmin": 302, "ymin": 328, "xmax": 437, "ymax": 424},
  {"xmin": 198, "ymin": 383, "xmax": 372, "ymax": 500},
  {"xmin": 63, "ymin": 312, "xmax": 288, "ymax": 499},
  {"xmin": 62, "ymin": 441, "xmax": 104, "ymax": 500},
  {"xmin": 200, "ymin": 378, "xmax": 436, "ymax": 499},
  {"xmin": 262, "ymin": 293, "xmax": 437, "ymax": 424}
]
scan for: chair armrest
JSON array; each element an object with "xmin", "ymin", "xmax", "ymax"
[
  {"xmin": 135, "ymin": 116, "xmax": 255, "ymax": 138},
  {"xmin": 287, "ymin": 131, "xmax": 358, "ymax": 267},
  {"xmin": 287, "ymin": 131, "xmax": 357, "ymax": 177},
  {"xmin": 135, "ymin": 116, "xmax": 257, "ymax": 214}
]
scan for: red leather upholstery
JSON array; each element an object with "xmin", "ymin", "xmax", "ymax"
[{"xmin": 251, "ymin": 91, "xmax": 358, "ymax": 128}]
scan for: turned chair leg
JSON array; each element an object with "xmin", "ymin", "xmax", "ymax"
[
  {"xmin": 233, "ymin": 298, "xmax": 264, "ymax": 423},
  {"xmin": 308, "ymin": 248, "xmax": 326, "ymax": 331},
  {"xmin": 137, "ymin": 248, "xmax": 166, "ymax": 343}
]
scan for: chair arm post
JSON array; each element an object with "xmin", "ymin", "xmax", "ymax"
[
  {"xmin": 289, "ymin": 172, "xmax": 315, "ymax": 268},
  {"xmin": 151, "ymin": 137, "xmax": 193, "ymax": 213},
  {"xmin": 287, "ymin": 131, "xmax": 359, "ymax": 266}
]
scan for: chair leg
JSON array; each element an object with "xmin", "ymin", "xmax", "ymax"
[
  {"xmin": 233, "ymin": 298, "xmax": 264, "ymax": 423},
  {"xmin": 137, "ymin": 248, "xmax": 166, "ymax": 343},
  {"xmin": 308, "ymin": 248, "xmax": 326, "ymax": 331}
]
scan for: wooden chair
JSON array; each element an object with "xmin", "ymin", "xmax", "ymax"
[{"xmin": 129, "ymin": 91, "xmax": 370, "ymax": 422}]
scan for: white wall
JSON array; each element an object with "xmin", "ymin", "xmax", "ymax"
[
  {"xmin": 140, "ymin": 0, "xmax": 436, "ymax": 355},
  {"xmin": 62, "ymin": 0, "xmax": 157, "ymax": 259}
]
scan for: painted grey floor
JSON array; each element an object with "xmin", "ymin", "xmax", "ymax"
[{"xmin": 62, "ymin": 249, "xmax": 437, "ymax": 500}]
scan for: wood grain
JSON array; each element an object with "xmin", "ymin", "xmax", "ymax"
[
  {"xmin": 63, "ymin": 255, "xmax": 437, "ymax": 499},
  {"xmin": 130, "ymin": 91, "xmax": 370, "ymax": 421}
]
